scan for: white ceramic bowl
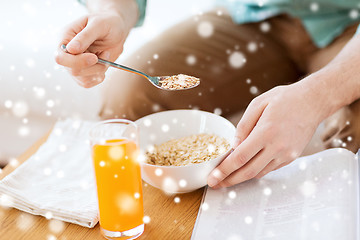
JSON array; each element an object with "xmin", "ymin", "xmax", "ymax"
[{"xmin": 135, "ymin": 110, "xmax": 236, "ymax": 193}]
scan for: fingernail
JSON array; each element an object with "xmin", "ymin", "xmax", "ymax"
[
  {"xmin": 87, "ymin": 56, "xmax": 97, "ymax": 65},
  {"xmin": 207, "ymin": 177, "xmax": 219, "ymax": 187},
  {"xmin": 208, "ymin": 170, "xmax": 221, "ymax": 187},
  {"xmin": 232, "ymin": 137, "xmax": 241, "ymax": 149},
  {"xmin": 103, "ymin": 51, "xmax": 111, "ymax": 60},
  {"xmin": 68, "ymin": 40, "xmax": 81, "ymax": 52}
]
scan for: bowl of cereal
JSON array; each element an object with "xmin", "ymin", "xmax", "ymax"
[{"xmin": 135, "ymin": 109, "xmax": 235, "ymax": 193}]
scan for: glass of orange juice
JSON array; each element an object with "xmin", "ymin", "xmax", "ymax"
[{"xmin": 89, "ymin": 119, "xmax": 144, "ymax": 240}]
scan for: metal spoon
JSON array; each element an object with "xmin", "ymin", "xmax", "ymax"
[{"xmin": 60, "ymin": 44, "xmax": 199, "ymax": 91}]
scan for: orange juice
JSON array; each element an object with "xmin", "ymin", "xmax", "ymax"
[{"xmin": 92, "ymin": 139, "xmax": 144, "ymax": 232}]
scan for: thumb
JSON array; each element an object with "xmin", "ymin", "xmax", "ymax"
[
  {"xmin": 233, "ymin": 99, "xmax": 266, "ymax": 148},
  {"xmin": 66, "ymin": 20, "xmax": 104, "ymax": 55}
]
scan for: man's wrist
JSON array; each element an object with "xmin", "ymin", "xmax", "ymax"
[
  {"xmin": 297, "ymin": 70, "xmax": 344, "ymax": 122},
  {"xmin": 87, "ymin": 0, "xmax": 139, "ymax": 29}
]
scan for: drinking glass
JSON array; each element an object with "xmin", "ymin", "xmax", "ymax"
[{"xmin": 89, "ymin": 119, "xmax": 144, "ymax": 240}]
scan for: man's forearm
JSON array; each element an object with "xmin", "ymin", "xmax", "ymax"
[
  {"xmin": 86, "ymin": 0, "xmax": 139, "ymax": 30},
  {"xmin": 301, "ymin": 34, "xmax": 360, "ymax": 120}
]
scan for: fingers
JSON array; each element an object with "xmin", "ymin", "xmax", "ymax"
[
  {"xmin": 55, "ymin": 49, "xmax": 98, "ymax": 69},
  {"xmin": 57, "ymin": 49, "xmax": 111, "ymax": 88},
  {"xmin": 213, "ymin": 149, "xmax": 273, "ymax": 188},
  {"xmin": 254, "ymin": 159, "xmax": 282, "ymax": 179},
  {"xmin": 233, "ymin": 98, "xmax": 267, "ymax": 148},
  {"xmin": 66, "ymin": 18, "xmax": 105, "ymax": 55},
  {"xmin": 207, "ymin": 128, "xmax": 264, "ymax": 187},
  {"xmin": 74, "ymin": 73, "xmax": 106, "ymax": 88}
]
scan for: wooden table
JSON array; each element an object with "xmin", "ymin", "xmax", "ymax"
[{"xmin": 0, "ymin": 132, "xmax": 204, "ymax": 240}]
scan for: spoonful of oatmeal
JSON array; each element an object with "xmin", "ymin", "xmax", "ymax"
[{"xmin": 61, "ymin": 44, "xmax": 200, "ymax": 91}]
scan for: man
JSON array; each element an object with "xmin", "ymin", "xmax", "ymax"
[{"xmin": 55, "ymin": 0, "xmax": 360, "ymax": 188}]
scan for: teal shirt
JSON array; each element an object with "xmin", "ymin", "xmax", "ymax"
[
  {"xmin": 78, "ymin": 0, "xmax": 147, "ymax": 27},
  {"xmin": 81, "ymin": 0, "xmax": 359, "ymax": 46},
  {"xmin": 217, "ymin": 0, "xmax": 360, "ymax": 47}
]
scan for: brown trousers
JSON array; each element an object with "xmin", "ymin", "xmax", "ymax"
[{"xmin": 99, "ymin": 11, "xmax": 360, "ymax": 151}]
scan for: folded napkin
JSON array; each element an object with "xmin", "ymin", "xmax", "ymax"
[{"xmin": 0, "ymin": 119, "xmax": 99, "ymax": 228}]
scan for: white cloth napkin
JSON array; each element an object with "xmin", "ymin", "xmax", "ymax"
[{"xmin": 0, "ymin": 119, "xmax": 99, "ymax": 228}]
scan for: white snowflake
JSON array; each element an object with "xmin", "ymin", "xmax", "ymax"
[
  {"xmin": 0, "ymin": 194, "xmax": 14, "ymax": 208},
  {"xmin": 33, "ymin": 87, "xmax": 46, "ymax": 98},
  {"xmin": 18, "ymin": 126, "xmax": 30, "ymax": 137},
  {"xmin": 214, "ymin": 108, "xmax": 222, "ymax": 115},
  {"xmin": 299, "ymin": 161, "xmax": 307, "ymax": 170},
  {"xmin": 186, "ymin": 55, "xmax": 197, "ymax": 65},
  {"xmin": 260, "ymin": 22, "xmax": 271, "ymax": 32},
  {"xmin": 201, "ymin": 202, "xmax": 209, "ymax": 211},
  {"xmin": 48, "ymin": 219, "xmax": 65, "ymax": 234},
  {"xmin": 4, "ymin": 100, "xmax": 13, "ymax": 109},
  {"xmin": 174, "ymin": 197, "xmax": 180, "ymax": 203},
  {"xmin": 211, "ymin": 169, "xmax": 221, "ymax": 178},
  {"xmin": 244, "ymin": 216, "xmax": 253, "ymax": 224},
  {"xmin": 117, "ymin": 193, "xmax": 137, "ymax": 214},
  {"xmin": 197, "ymin": 21, "xmax": 214, "ymax": 38},
  {"xmin": 108, "ymin": 146, "xmax": 124, "ymax": 160},
  {"xmin": 227, "ymin": 234, "xmax": 243, "ymax": 240},
  {"xmin": 45, "ymin": 211, "xmax": 53, "ymax": 220},
  {"xmin": 9, "ymin": 158, "xmax": 19, "ymax": 167},
  {"xmin": 229, "ymin": 51, "xmax": 246, "ymax": 69},
  {"xmin": 43, "ymin": 167, "xmax": 52, "ymax": 176},
  {"xmin": 247, "ymin": 42, "xmax": 257, "ymax": 53},
  {"xmin": 161, "ymin": 124, "xmax": 170, "ymax": 132},
  {"xmin": 26, "ymin": 58, "xmax": 35, "ymax": 68},
  {"xmin": 58, "ymin": 144, "xmax": 67, "ymax": 152},
  {"xmin": 147, "ymin": 145, "xmax": 155, "ymax": 153},
  {"xmin": 310, "ymin": 2, "xmax": 319, "ymax": 12},
  {"xmin": 143, "ymin": 118, "xmax": 152, "ymax": 127},
  {"xmin": 300, "ymin": 181, "xmax": 316, "ymax": 197},
  {"xmin": 263, "ymin": 187, "xmax": 272, "ymax": 196},
  {"xmin": 155, "ymin": 168, "xmax": 163, "ymax": 176},
  {"xmin": 207, "ymin": 144, "xmax": 215, "ymax": 153},
  {"xmin": 47, "ymin": 235, "xmax": 57, "ymax": 240},
  {"xmin": 56, "ymin": 171, "xmax": 64, "ymax": 179},
  {"xmin": 228, "ymin": 191, "xmax": 237, "ymax": 199},
  {"xmin": 12, "ymin": 101, "xmax": 29, "ymax": 117},
  {"xmin": 349, "ymin": 9, "xmax": 359, "ymax": 19},
  {"xmin": 162, "ymin": 177, "xmax": 178, "ymax": 193},
  {"xmin": 179, "ymin": 179, "xmax": 187, "ymax": 188},
  {"xmin": 143, "ymin": 216, "xmax": 151, "ymax": 224},
  {"xmin": 46, "ymin": 99, "xmax": 55, "ymax": 108},
  {"xmin": 17, "ymin": 213, "xmax": 34, "ymax": 231},
  {"xmin": 137, "ymin": 153, "xmax": 146, "ymax": 163},
  {"xmin": 152, "ymin": 104, "xmax": 160, "ymax": 112},
  {"xmin": 54, "ymin": 128, "xmax": 62, "ymax": 136},
  {"xmin": 250, "ymin": 86, "xmax": 259, "ymax": 95}
]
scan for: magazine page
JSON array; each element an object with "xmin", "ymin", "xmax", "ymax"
[{"xmin": 192, "ymin": 148, "xmax": 358, "ymax": 240}]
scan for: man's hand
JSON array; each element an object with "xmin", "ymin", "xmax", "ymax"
[
  {"xmin": 207, "ymin": 82, "xmax": 326, "ymax": 188},
  {"xmin": 55, "ymin": 0, "xmax": 138, "ymax": 88}
]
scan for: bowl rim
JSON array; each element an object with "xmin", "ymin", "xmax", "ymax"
[{"xmin": 135, "ymin": 109, "xmax": 236, "ymax": 169}]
